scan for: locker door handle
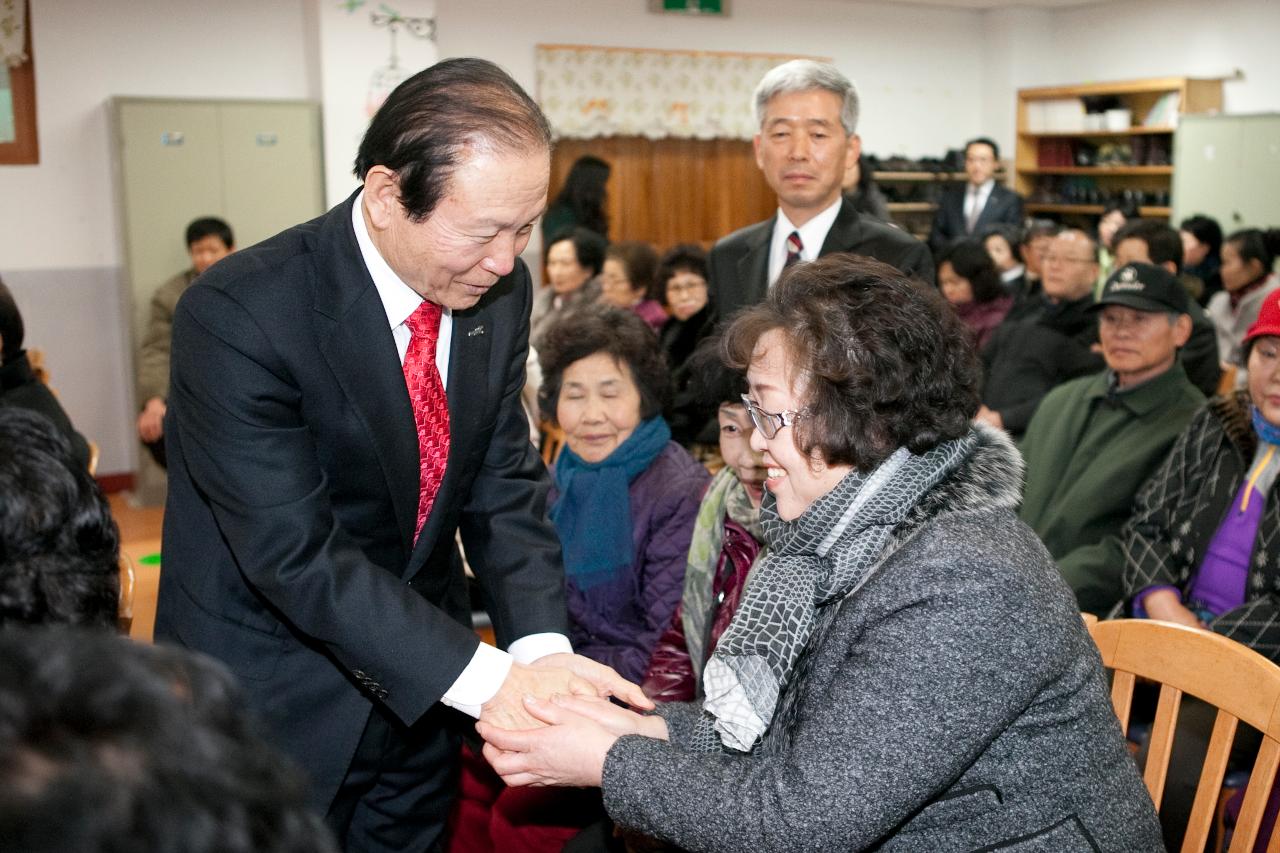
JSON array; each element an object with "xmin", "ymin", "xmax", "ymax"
[
  {"xmin": 256, "ymin": 133, "xmax": 279, "ymax": 147},
  {"xmin": 160, "ymin": 132, "xmax": 185, "ymax": 146}
]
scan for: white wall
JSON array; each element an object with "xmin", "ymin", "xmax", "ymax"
[
  {"xmin": 435, "ymin": 0, "xmax": 990, "ymax": 159},
  {"xmin": 316, "ymin": 0, "xmax": 437, "ymax": 208},
  {"xmin": 1011, "ymin": 0, "xmax": 1280, "ymax": 114}
]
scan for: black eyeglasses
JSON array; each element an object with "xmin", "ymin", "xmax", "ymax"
[{"xmin": 740, "ymin": 394, "xmax": 803, "ymax": 440}]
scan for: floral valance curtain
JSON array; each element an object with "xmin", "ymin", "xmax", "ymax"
[
  {"xmin": 536, "ymin": 45, "xmax": 816, "ymax": 141},
  {"xmin": 0, "ymin": 0, "xmax": 26, "ymax": 68}
]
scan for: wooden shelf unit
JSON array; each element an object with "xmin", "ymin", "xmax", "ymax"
[{"xmin": 1015, "ymin": 76, "xmax": 1223, "ymax": 221}]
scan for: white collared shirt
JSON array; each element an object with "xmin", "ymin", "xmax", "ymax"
[
  {"xmin": 766, "ymin": 196, "xmax": 843, "ymax": 287},
  {"xmin": 964, "ymin": 179, "xmax": 996, "ymax": 230},
  {"xmin": 351, "ymin": 192, "xmax": 572, "ymax": 718}
]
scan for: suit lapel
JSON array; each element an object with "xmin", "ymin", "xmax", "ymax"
[
  {"xmin": 735, "ymin": 221, "xmax": 773, "ymax": 310},
  {"xmin": 313, "ymin": 195, "xmax": 420, "ymax": 555},
  {"xmin": 821, "ymin": 198, "xmax": 863, "ymax": 255},
  {"xmin": 406, "ymin": 305, "xmax": 494, "ymax": 571}
]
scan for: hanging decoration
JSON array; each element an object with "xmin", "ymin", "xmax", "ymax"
[
  {"xmin": 536, "ymin": 44, "xmax": 816, "ymax": 142},
  {"xmin": 0, "ymin": 0, "xmax": 27, "ymax": 68},
  {"xmin": 366, "ymin": 3, "xmax": 436, "ymax": 116}
]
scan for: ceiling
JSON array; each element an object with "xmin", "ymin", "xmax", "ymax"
[{"xmin": 856, "ymin": 0, "xmax": 1114, "ymax": 8}]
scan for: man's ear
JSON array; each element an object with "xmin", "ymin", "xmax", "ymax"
[
  {"xmin": 362, "ymin": 166, "xmax": 401, "ymax": 230},
  {"xmin": 752, "ymin": 133, "xmax": 764, "ymax": 171},
  {"xmin": 1174, "ymin": 313, "xmax": 1194, "ymax": 347}
]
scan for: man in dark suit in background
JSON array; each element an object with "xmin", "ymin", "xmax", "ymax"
[
  {"xmin": 154, "ymin": 59, "xmax": 645, "ymax": 853},
  {"xmin": 929, "ymin": 137, "xmax": 1024, "ymax": 254},
  {"xmin": 708, "ymin": 60, "xmax": 933, "ymax": 326}
]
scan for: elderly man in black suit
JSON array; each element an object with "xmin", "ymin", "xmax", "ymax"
[
  {"xmin": 154, "ymin": 59, "xmax": 646, "ymax": 853},
  {"xmin": 929, "ymin": 137, "xmax": 1024, "ymax": 254},
  {"xmin": 707, "ymin": 60, "xmax": 933, "ymax": 325}
]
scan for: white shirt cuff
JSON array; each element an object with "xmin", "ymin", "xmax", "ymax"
[{"xmin": 439, "ymin": 633, "xmax": 573, "ymax": 719}]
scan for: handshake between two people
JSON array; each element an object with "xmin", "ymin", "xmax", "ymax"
[{"xmin": 477, "ymin": 653, "xmax": 670, "ymax": 788}]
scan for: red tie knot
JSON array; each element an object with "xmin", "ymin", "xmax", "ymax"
[{"xmin": 405, "ymin": 300, "xmax": 443, "ymax": 345}]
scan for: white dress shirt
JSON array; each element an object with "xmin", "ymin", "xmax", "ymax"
[
  {"xmin": 766, "ymin": 196, "xmax": 843, "ymax": 287},
  {"xmin": 351, "ymin": 192, "xmax": 572, "ymax": 718}
]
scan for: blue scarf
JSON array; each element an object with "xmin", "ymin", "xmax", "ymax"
[
  {"xmin": 550, "ymin": 416, "xmax": 671, "ymax": 590},
  {"xmin": 1253, "ymin": 406, "xmax": 1280, "ymax": 447}
]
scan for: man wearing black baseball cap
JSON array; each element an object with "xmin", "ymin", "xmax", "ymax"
[{"xmin": 1019, "ymin": 262, "xmax": 1206, "ymax": 614}]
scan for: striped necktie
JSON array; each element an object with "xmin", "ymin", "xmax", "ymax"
[{"xmin": 784, "ymin": 230, "xmax": 804, "ymax": 268}]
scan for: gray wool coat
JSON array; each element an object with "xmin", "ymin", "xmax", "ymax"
[{"xmin": 600, "ymin": 426, "xmax": 1163, "ymax": 852}]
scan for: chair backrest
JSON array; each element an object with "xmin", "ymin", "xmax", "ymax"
[
  {"xmin": 1088, "ymin": 619, "xmax": 1280, "ymax": 853},
  {"xmin": 540, "ymin": 420, "xmax": 566, "ymax": 467}
]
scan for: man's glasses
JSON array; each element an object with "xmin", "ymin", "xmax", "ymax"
[{"xmin": 740, "ymin": 394, "xmax": 803, "ymax": 440}]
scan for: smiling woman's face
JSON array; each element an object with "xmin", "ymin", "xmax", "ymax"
[
  {"xmin": 745, "ymin": 329, "xmax": 852, "ymax": 521},
  {"xmin": 557, "ymin": 351, "xmax": 643, "ymax": 463}
]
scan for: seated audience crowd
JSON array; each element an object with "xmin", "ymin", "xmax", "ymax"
[{"xmin": 8, "ymin": 52, "xmax": 1280, "ymax": 853}]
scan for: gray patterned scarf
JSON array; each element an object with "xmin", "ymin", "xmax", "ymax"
[{"xmin": 691, "ymin": 433, "xmax": 976, "ymax": 753}]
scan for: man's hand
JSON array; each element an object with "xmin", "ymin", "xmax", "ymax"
[
  {"xmin": 974, "ymin": 405, "xmax": 1004, "ymax": 431},
  {"xmin": 479, "ymin": 661, "xmax": 595, "ymax": 731},
  {"xmin": 137, "ymin": 397, "xmax": 167, "ymax": 442},
  {"xmin": 533, "ymin": 653, "xmax": 655, "ymax": 711},
  {"xmin": 1142, "ymin": 589, "xmax": 1205, "ymax": 629}
]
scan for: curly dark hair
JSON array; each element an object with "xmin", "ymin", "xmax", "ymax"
[
  {"xmin": 937, "ymin": 240, "xmax": 1005, "ymax": 304},
  {"xmin": 0, "ymin": 408, "xmax": 120, "ymax": 628},
  {"xmin": 537, "ymin": 305, "xmax": 670, "ymax": 425},
  {"xmin": 723, "ymin": 255, "xmax": 979, "ymax": 471},
  {"xmin": 656, "ymin": 243, "xmax": 709, "ymax": 306},
  {"xmin": 0, "ymin": 276, "xmax": 23, "ymax": 363},
  {"xmin": 0, "ymin": 627, "xmax": 338, "ymax": 853}
]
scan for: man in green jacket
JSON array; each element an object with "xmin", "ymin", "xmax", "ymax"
[{"xmin": 1019, "ymin": 262, "xmax": 1205, "ymax": 614}]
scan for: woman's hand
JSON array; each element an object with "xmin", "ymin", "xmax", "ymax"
[
  {"xmin": 477, "ymin": 694, "xmax": 620, "ymax": 788},
  {"xmin": 1142, "ymin": 589, "xmax": 1205, "ymax": 629},
  {"xmin": 542, "ymin": 693, "xmax": 670, "ymax": 741}
]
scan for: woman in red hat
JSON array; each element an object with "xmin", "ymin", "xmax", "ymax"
[{"xmin": 1119, "ymin": 285, "xmax": 1280, "ymax": 848}]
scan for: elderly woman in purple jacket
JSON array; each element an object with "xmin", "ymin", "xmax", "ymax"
[{"xmin": 450, "ymin": 304, "xmax": 707, "ymax": 853}]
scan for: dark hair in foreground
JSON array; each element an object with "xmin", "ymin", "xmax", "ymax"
[
  {"xmin": 185, "ymin": 216, "xmax": 234, "ymax": 249},
  {"xmin": 0, "ymin": 628, "xmax": 338, "ymax": 853},
  {"xmin": 1114, "ymin": 219, "xmax": 1184, "ymax": 273},
  {"xmin": 938, "ymin": 240, "xmax": 1005, "ymax": 303},
  {"xmin": 550, "ymin": 155, "xmax": 611, "ymax": 238},
  {"xmin": 0, "ymin": 408, "xmax": 119, "ymax": 628},
  {"xmin": 688, "ymin": 335, "xmax": 748, "ymax": 408},
  {"xmin": 354, "ymin": 57, "xmax": 552, "ymax": 222},
  {"xmin": 538, "ymin": 305, "xmax": 670, "ymax": 425},
  {"xmin": 548, "ymin": 226, "xmax": 609, "ymax": 278},
  {"xmin": 723, "ymin": 255, "xmax": 979, "ymax": 471},
  {"xmin": 0, "ymin": 276, "xmax": 23, "ymax": 362}
]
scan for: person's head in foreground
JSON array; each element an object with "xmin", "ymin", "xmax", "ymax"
[
  {"xmin": 477, "ymin": 255, "xmax": 1162, "ymax": 852},
  {"xmin": 0, "ymin": 627, "xmax": 337, "ymax": 853},
  {"xmin": 0, "ymin": 408, "xmax": 119, "ymax": 628}
]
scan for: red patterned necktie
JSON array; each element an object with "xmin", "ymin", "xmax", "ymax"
[
  {"xmin": 784, "ymin": 230, "xmax": 804, "ymax": 269},
  {"xmin": 403, "ymin": 300, "xmax": 450, "ymax": 541}
]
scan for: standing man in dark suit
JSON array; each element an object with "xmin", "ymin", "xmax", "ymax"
[
  {"xmin": 929, "ymin": 137, "xmax": 1024, "ymax": 254},
  {"xmin": 154, "ymin": 59, "xmax": 646, "ymax": 853},
  {"xmin": 708, "ymin": 60, "xmax": 933, "ymax": 326}
]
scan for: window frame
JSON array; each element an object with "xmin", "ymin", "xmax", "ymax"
[{"xmin": 0, "ymin": 0, "xmax": 38, "ymax": 165}]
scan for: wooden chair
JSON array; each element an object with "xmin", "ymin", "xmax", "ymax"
[
  {"xmin": 1087, "ymin": 619, "xmax": 1280, "ymax": 852},
  {"xmin": 539, "ymin": 420, "xmax": 567, "ymax": 467}
]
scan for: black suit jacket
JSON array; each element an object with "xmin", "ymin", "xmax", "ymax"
[
  {"xmin": 707, "ymin": 198, "xmax": 934, "ymax": 325},
  {"xmin": 929, "ymin": 183, "xmax": 1024, "ymax": 254},
  {"xmin": 154, "ymin": 193, "xmax": 568, "ymax": 810}
]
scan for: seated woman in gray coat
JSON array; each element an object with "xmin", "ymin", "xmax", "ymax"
[{"xmin": 477, "ymin": 255, "xmax": 1162, "ymax": 852}]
